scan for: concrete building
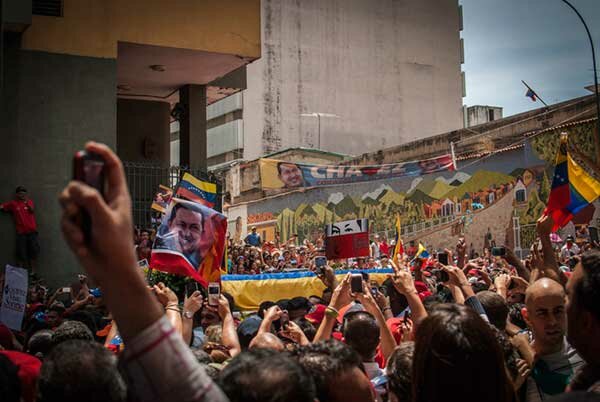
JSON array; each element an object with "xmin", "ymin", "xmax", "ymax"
[
  {"xmin": 1, "ymin": 0, "xmax": 261, "ymax": 285},
  {"xmin": 465, "ymin": 105, "xmax": 503, "ymax": 127},
  {"xmin": 202, "ymin": 0, "xmax": 465, "ymax": 165}
]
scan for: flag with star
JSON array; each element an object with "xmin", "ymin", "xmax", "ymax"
[{"xmin": 544, "ymin": 133, "xmax": 600, "ymax": 231}]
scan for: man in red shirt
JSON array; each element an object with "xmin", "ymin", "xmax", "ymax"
[{"xmin": 1, "ymin": 186, "xmax": 39, "ymax": 270}]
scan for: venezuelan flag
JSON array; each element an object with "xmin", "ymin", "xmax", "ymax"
[
  {"xmin": 176, "ymin": 173, "xmax": 217, "ymax": 208},
  {"xmin": 392, "ymin": 214, "xmax": 404, "ymax": 265},
  {"xmin": 415, "ymin": 243, "xmax": 430, "ymax": 259},
  {"xmin": 544, "ymin": 133, "xmax": 600, "ymax": 231}
]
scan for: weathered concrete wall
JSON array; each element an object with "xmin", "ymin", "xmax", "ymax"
[
  {"xmin": 243, "ymin": 0, "xmax": 464, "ymax": 160},
  {"xmin": 117, "ymin": 99, "xmax": 170, "ymax": 164},
  {"xmin": 1, "ymin": 43, "xmax": 116, "ymax": 287}
]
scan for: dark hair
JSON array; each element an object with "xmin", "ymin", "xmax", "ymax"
[
  {"xmin": 490, "ymin": 326, "xmax": 519, "ymax": 380},
  {"xmin": 51, "ymin": 320, "xmax": 94, "ymax": 346},
  {"xmin": 0, "ymin": 353, "xmax": 21, "ymax": 402},
  {"xmin": 476, "ymin": 291, "xmax": 509, "ymax": 331},
  {"xmin": 508, "ymin": 303, "xmax": 527, "ymax": 329},
  {"xmin": 167, "ymin": 203, "xmax": 205, "ymax": 231},
  {"xmin": 191, "ymin": 348, "xmax": 213, "ymax": 365},
  {"xmin": 27, "ymin": 329, "xmax": 54, "ymax": 358},
  {"xmin": 218, "ymin": 348, "xmax": 316, "ymax": 402},
  {"xmin": 413, "ymin": 304, "xmax": 513, "ymax": 402},
  {"xmin": 292, "ymin": 339, "xmax": 363, "ymax": 402},
  {"xmin": 293, "ymin": 318, "xmax": 316, "ymax": 342},
  {"xmin": 258, "ymin": 301, "xmax": 276, "ymax": 319},
  {"xmin": 387, "ymin": 342, "xmax": 415, "ymax": 402},
  {"xmin": 38, "ymin": 340, "xmax": 127, "ymax": 402},
  {"xmin": 276, "ymin": 162, "xmax": 298, "ymax": 176},
  {"xmin": 66, "ymin": 310, "xmax": 99, "ymax": 337},
  {"xmin": 575, "ymin": 251, "xmax": 600, "ymax": 322},
  {"xmin": 342, "ymin": 311, "xmax": 380, "ymax": 360}
]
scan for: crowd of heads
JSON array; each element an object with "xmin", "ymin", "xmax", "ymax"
[
  {"xmin": 2, "ymin": 214, "xmax": 600, "ymax": 402},
  {"xmin": 3, "ymin": 142, "xmax": 600, "ymax": 402}
]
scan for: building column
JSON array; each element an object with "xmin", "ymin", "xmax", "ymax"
[{"xmin": 179, "ymin": 84, "xmax": 207, "ymax": 169}]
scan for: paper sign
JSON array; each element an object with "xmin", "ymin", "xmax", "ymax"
[
  {"xmin": 0, "ymin": 265, "xmax": 28, "ymax": 330},
  {"xmin": 325, "ymin": 219, "xmax": 370, "ymax": 259}
]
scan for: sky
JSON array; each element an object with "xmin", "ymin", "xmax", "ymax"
[{"xmin": 461, "ymin": 0, "xmax": 600, "ymax": 117}]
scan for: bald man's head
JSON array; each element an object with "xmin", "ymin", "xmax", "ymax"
[
  {"xmin": 525, "ymin": 278, "xmax": 565, "ymax": 307},
  {"xmin": 524, "ymin": 278, "xmax": 567, "ymax": 353},
  {"xmin": 249, "ymin": 332, "xmax": 285, "ymax": 352}
]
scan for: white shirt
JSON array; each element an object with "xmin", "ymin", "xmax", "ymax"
[{"xmin": 561, "ymin": 243, "xmax": 580, "ymax": 260}]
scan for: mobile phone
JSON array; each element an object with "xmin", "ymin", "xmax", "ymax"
[
  {"xmin": 73, "ymin": 150, "xmax": 106, "ymax": 243},
  {"xmin": 402, "ymin": 310, "xmax": 410, "ymax": 324},
  {"xmin": 432, "ymin": 269, "xmax": 449, "ymax": 283},
  {"xmin": 315, "ymin": 256, "xmax": 327, "ymax": 268},
  {"xmin": 371, "ymin": 286, "xmax": 378, "ymax": 297},
  {"xmin": 491, "ymin": 246, "xmax": 506, "ymax": 257},
  {"xmin": 185, "ymin": 281, "xmax": 199, "ymax": 298},
  {"xmin": 351, "ymin": 274, "xmax": 364, "ymax": 293},
  {"xmin": 437, "ymin": 252, "xmax": 449, "ymax": 265},
  {"xmin": 62, "ymin": 287, "xmax": 71, "ymax": 293},
  {"xmin": 207, "ymin": 282, "xmax": 220, "ymax": 306}
]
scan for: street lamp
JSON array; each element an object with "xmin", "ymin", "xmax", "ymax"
[
  {"xmin": 300, "ymin": 112, "xmax": 340, "ymax": 150},
  {"xmin": 560, "ymin": 0, "xmax": 600, "ymax": 157}
]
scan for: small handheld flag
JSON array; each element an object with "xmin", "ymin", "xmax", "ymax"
[
  {"xmin": 175, "ymin": 173, "xmax": 217, "ymax": 208},
  {"xmin": 392, "ymin": 215, "xmax": 404, "ymax": 265}
]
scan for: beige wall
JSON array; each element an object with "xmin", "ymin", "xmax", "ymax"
[
  {"xmin": 242, "ymin": 0, "xmax": 463, "ymax": 160},
  {"xmin": 22, "ymin": 0, "xmax": 261, "ymax": 59}
]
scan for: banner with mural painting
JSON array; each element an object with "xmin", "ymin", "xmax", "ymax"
[{"xmin": 259, "ymin": 154, "xmax": 455, "ymax": 190}]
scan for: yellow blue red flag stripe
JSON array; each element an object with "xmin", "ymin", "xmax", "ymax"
[{"xmin": 176, "ymin": 173, "xmax": 217, "ymax": 207}]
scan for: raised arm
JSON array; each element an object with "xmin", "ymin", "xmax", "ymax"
[
  {"xmin": 182, "ymin": 291, "xmax": 203, "ymax": 346},
  {"xmin": 534, "ymin": 214, "xmax": 564, "ymax": 285},
  {"xmin": 314, "ymin": 273, "xmax": 351, "ymax": 342},
  {"xmin": 59, "ymin": 142, "xmax": 227, "ymax": 402},
  {"xmin": 217, "ymin": 294, "xmax": 241, "ymax": 357},
  {"xmin": 389, "ymin": 270, "xmax": 428, "ymax": 326}
]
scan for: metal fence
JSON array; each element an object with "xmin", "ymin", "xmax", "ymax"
[{"xmin": 122, "ymin": 162, "xmax": 221, "ymax": 229}]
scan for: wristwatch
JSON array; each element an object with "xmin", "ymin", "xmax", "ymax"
[{"xmin": 183, "ymin": 311, "xmax": 194, "ymax": 320}]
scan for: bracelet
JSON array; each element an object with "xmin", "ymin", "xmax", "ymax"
[
  {"xmin": 166, "ymin": 307, "xmax": 180, "ymax": 313},
  {"xmin": 325, "ymin": 306, "xmax": 339, "ymax": 318}
]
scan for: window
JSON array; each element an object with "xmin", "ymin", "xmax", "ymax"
[
  {"xmin": 33, "ymin": 0, "xmax": 63, "ymax": 16},
  {"xmin": 516, "ymin": 189, "xmax": 526, "ymax": 203},
  {"xmin": 488, "ymin": 108, "xmax": 495, "ymax": 122}
]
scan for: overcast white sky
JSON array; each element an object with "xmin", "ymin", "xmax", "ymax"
[{"xmin": 461, "ymin": 0, "xmax": 600, "ymax": 116}]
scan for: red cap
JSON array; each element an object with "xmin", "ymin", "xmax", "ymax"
[
  {"xmin": 0, "ymin": 351, "xmax": 41, "ymax": 402},
  {"xmin": 414, "ymin": 281, "xmax": 432, "ymax": 301},
  {"xmin": 305, "ymin": 304, "xmax": 327, "ymax": 326}
]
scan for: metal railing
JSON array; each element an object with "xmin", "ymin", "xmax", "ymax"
[{"xmin": 122, "ymin": 161, "xmax": 221, "ymax": 229}]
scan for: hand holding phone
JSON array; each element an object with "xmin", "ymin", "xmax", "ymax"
[
  {"xmin": 437, "ymin": 252, "xmax": 449, "ymax": 265},
  {"xmin": 207, "ymin": 282, "xmax": 220, "ymax": 306},
  {"xmin": 73, "ymin": 150, "xmax": 106, "ymax": 243},
  {"xmin": 351, "ymin": 274, "xmax": 364, "ymax": 293}
]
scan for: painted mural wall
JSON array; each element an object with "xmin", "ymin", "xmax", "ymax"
[{"xmin": 231, "ymin": 120, "xmax": 598, "ymax": 253}]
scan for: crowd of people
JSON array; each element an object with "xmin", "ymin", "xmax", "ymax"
[{"xmin": 1, "ymin": 142, "xmax": 600, "ymax": 402}]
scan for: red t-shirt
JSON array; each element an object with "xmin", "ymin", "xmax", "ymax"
[
  {"xmin": 379, "ymin": 242, "xmax": 390, "ymax": 256},
  {"xmin": 1, "ymin": 199, "xmax": 37, "ymax": 234}
]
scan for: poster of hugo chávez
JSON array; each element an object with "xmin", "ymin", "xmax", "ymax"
[{"xmin": 151, "ymin": 198, "xmax": 227, "ymax": 287}]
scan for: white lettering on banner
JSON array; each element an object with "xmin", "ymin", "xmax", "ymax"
[
  {"xmin": 310, "ymin": 166, "xmax": 327, "ymax": 179},
  {"xmin": 326, "ymin": 166, "xmax": 346, "ymax": 179},
  {"xmin": 0, "ymin": 265, "xmax": 28, "ymax": 331},
  {"xmin": 345, "ymin": 167, "xmax": 363, "ymax": 177}
]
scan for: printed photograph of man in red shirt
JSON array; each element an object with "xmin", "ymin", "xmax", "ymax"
[{"xmin": 1, "ymin": 186, "xmax": 39, "ymax": 271}]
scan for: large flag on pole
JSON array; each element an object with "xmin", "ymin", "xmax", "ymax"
[
  {"xmin": 544, "ymin": 133, "xmax": 600, "ymax": 231},
  {"xmin": 392, "ymin": 214, "xmax": 403, "ymax": 265}
]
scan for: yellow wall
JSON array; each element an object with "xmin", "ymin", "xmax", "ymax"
[{"xmin": 22, "ymin": 0, "xmax": 261, "ymax": 59}]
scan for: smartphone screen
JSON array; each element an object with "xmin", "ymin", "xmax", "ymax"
[
  {"xmin": 185, "ymin": 281, "xmax": 199, "ymax": 298},
  {"xmin": 351, "ymin": 274, "xmax": 363, "ymax": 293},
  {"xmin": 208, "ymin": 282, "xmax": 220, "ymax": 306},
  {"xmin": 437, "ymin": 252, "xmax": 449, "ymax": 265},
  {"xmin": 315, "ymin": 256, "xmax": 327, "ymax": 267},
  {"xmin": 491, "ymin": 247, "xmax": 506, "ymax": 257}
]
